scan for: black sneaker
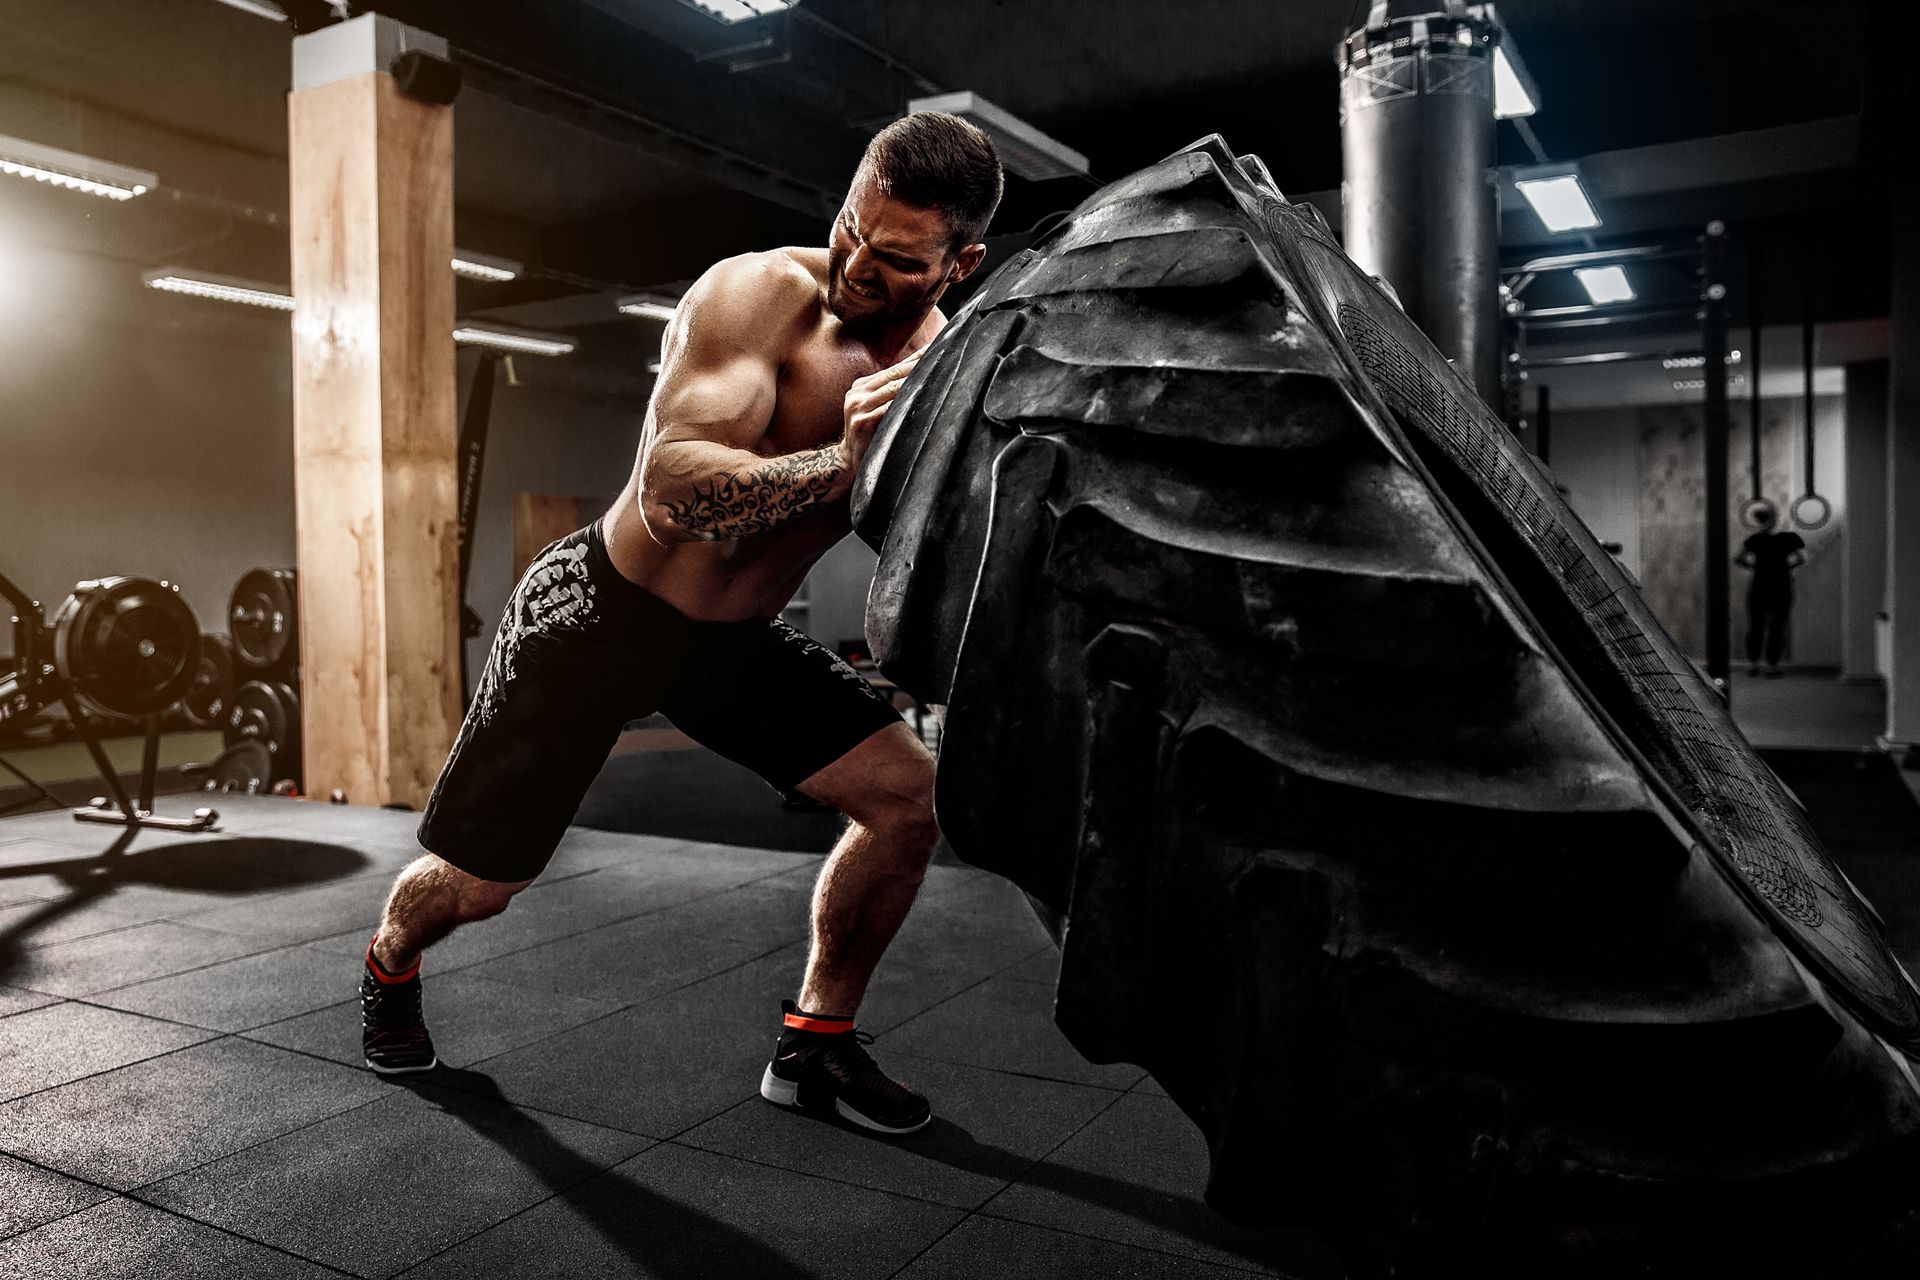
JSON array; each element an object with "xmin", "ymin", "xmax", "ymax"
[
  {"xmin": 760, "ymin": 1000, "xmax": 930, "ymax": 1134},
  {"xmin": 360, "ymin": 944, "xmax": 438, "ymax": 1075}
]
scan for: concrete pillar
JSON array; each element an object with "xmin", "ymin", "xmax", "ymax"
[
  {"xmin": 288, "ymin": 15, "xmax": 462, "ymax": 806},
  {"xmin": 1842, "ymin": 361, "xmax": 1889, "ymax": 683}
]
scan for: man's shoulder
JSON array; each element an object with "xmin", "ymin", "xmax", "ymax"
[
  {"xmin": 681, "ymin": 250, "xmax": 825, "ymax": 348},
  {"xmin": 697, "ymin": 249, "xmax": 824, "ymax": 309}
]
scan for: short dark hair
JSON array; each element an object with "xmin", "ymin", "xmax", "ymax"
[{"xmin": 860, "ymin": 111, "xmax": 1004, "ymax": 250}]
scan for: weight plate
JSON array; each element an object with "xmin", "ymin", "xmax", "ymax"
[
  {"xmin": 229, "ymin": 568, "xmax": 298, "ymax": 671},
  {"xmin": 201, "ymin": 738, "xmax": 272, "ymax": 794},
  {"xmin": 51, "ymin": 577, "xmax": 202, "ymax": 719},
  {"xmin": 269, "ymin": 679, "xmax": 302, "ymax": 785},
  {"xmin": 178, "ymin": 634, "xmax": 236, "ymax": 730},
  {"xmin": 225, "ymin": 679, "xmax": 291, "ymax": 764}
]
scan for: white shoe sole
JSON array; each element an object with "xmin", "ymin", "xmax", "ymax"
[
  {"xmin": 759, "ymin": 1064, "xmax": 931, "ymax": 1134},
  {"xmin": 365, "ymin": 1055, "xmax": 438, "ymax": 1075}
]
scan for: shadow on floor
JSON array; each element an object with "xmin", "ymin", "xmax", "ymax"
[
  {"xmin": 411, "ymin": 1068, "xmax": 818, "ymax": 1278},
  {"xmin": 0, "ymin": 833, "xmax": 369, "ymax": 977}
]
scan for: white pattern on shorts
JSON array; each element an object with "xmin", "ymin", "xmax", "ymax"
[{"xmin": 472, "ymin": 540, "xmax": 597, "ymax": 726}]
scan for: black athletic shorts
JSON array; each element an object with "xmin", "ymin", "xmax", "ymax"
[{"xmin": 417, "ymin": 521, "xmax": 901, "ymax": 883}]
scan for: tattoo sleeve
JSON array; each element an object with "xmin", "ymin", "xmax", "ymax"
[{"xmin": 660, "ymin": 445, "xmax": 844, "ymax": 540}]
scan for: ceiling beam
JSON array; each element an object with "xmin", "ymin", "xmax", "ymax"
[{"xmin": 366, "ymin": 0, "xmax": 860, "ymax": 218}]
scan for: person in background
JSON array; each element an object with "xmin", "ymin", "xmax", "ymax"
[{"xmin": 1735, "ymin": 503, "xmax": 1806, "ymax": 678}]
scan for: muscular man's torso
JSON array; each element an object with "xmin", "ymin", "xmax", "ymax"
[{"xmin": 600, "ymin": 247, "xmax": 942, "ymax": 621}]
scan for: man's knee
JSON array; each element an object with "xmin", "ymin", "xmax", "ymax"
[
  {"xmin": 855, "ymin": 764, "xmax": 939, "ymax": 858},
  {"xmin": 403, "ymin": 853, "xmax": 530, "ymax": 922}
]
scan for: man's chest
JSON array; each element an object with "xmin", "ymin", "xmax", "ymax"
[{"xmin": 763, "ymin": 341, "xmax": 882, "ymax": 455}]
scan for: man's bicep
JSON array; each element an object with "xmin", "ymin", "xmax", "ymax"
[{"xmin": 652, "ymin": 323, "xmax": 782, "ymax": 453}]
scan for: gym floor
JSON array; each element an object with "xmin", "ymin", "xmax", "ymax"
[{"xmin": 0, "ymin": 672, "xmax": 1912, "ymax": 1279}]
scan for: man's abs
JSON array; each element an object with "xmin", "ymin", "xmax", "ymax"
[{"xmin": 600, "ymin": 478, "xmax": 850, "ymax": 622}]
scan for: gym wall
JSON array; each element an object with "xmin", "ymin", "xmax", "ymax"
[{"xmin": 1552, "ymin": 396, "xmax": 1846, "ymax": 667}]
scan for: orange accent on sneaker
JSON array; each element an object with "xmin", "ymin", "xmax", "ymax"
[
  {"xmin": 783, "ymin": 1011, "xmax": 855, "ymax": 1034},
  {"xmin": 365, "ymin": 939, "xmax": 420, "ymax": 985}
]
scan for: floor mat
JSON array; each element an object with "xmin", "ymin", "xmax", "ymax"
[{"xmin": 1761, "ymin": 748, "xmax": 1920, "ymax": 972}]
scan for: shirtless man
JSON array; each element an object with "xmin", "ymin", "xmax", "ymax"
[{"xmin": 357, "ymin": 112, "xmax": 1002, "ymax": 1135}]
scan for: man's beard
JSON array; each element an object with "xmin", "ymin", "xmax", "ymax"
[{"xmin": 826, "ymin": 248, "xmax": 934, "ymax": 328}]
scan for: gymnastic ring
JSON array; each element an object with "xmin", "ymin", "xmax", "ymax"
[
  {"xmin": 1741, "ymin": 498, "xmax": 1778, "ymax": 530},
  {"xmin": 1790, "ymin": 492, "xmax": 1831, "ymax": 531}
]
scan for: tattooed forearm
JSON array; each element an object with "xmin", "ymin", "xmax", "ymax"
[{"xmin": 660, "ymin": 446, "xmax": 844, "ymax": 540}]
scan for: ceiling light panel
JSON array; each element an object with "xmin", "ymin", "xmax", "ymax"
[
  {"xmin": 143, "ymin": 267, "xmax": 293, "ymax": 310},
  {"xmin": 451, "ymin": 251, "xmax": 521, "ymax": 282},
  {"xmin": 1514, "ymin": 174, "xmax": 1600, "ymax": 233},
  {"xmin": 0, "ymin": 133, "xmax": 155, "ymax": 201},
  {"xmin": 681, "ymin": 0, "xmax": 794, "ymax": 23},
  {"xmin": 1574, "ymin": 266, "xmax": 1635, "ymax": 305},
  {"xmin": 453, "ymin": 324, "xmax": 576, "ymax": 356},
  {"xmin": 906, "ymin": 91, "xmax": 1088, "ymax": 182},
  {"xmin": 618, "ymin": 294, "xmax": 680, "ymax": 323},
  {"xmin": 1491, "ymin": 45, "xmax": 1536, "ymax": 119}
]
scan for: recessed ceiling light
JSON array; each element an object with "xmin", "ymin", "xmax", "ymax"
[
  {"xmin": 0, "ymin": 133, "xmax": 155, "ymax": 202},
  {"xmin": 618, "ymin": 294, "xmax": 680, "ymax": 323},
  {"xmin": 679, "ymin": 0, "xmax": 794, "ymax": 23},
  {"xmin": 1491, "ymin": 46, "xmax": 1536, "ymax": 119},
  {"xmin": 143, "ymin": 267, "xmax": 293, "ymax": 310},
  {"xmin": 906, "ymin": 90, "xmax": 1089, "ymax": 182},
  {"xmin": 451, "ymin": 251, "xmax": 521, "ymax": 283},
  {"xmin": 453, "ymin": 323, "xmax": 576, "ymax": 357},
  {"xmin": 210, "ymin": 0, "xmax": 288, "ymax": 20},
  {"xmin": 1514, "ymin": 174, "xmax": 1600, "ymax": 233},
  {"xmin": 1574, "ymin": 266, "xmax": 1634, "ymax": 305}
]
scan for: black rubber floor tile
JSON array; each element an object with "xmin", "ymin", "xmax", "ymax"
[
  {"xmin": 249, "ymin": 799, "xmax": 423, "ymax": 845},
  {"xmin": 245, "ymin": 969, "xmax": 623, "ymax": 1070},
  {"xmin": 881, "ymin": 976, "xmax": 1145, "ymax": 1090},
  {"xmin": 658, "ymin": 941, "xmax": 809, "ymax": 1026},
  {"xmin": 467, "ymin": 993, "xmax": 773, "ymax": 1136},
  {"xmin": 0, "ymin": 896, "xmax": 153, "ymax": 950},
  {"xmin": 6, "ymin": 921, "xmax": 273, "ymax": 998},
  {"xmin": 397, "ymin": 1141, "xmax": 963, "ymax": 1280},
  {"xmin": 0, "ymin": 1002, "xmax": 216, "ymax": 1103},
  {"xmin": 0, "ymin": 1194, "xmax": 339, "ymax": 1279},
  {"xmin": 170, "ymin": 875, "xmax": 390, "ymax": 947},
  {"xmin": 457, "ymin": 885, "xmax": 810, "ymax": 1004},
  {"xmin": 983, "ymin": 1093, "xmax": 1320, "ymax": 1274},
  {"xmin": 0, "ymin": 1036, "xmax": 389, "ymax": 1190},
  {"xmin": 0, "ymin": 1152, "xmax": 112, "ymax": 1241},
  {"xmin": 90, "ymin": 941, "xmax": 370, "ymax": 1032},
  {"xmin": 678, "ymin": 1052, "xmax": 1117, "ymax": 1210},
  {"xmin": 895, "ymin": 1215, "xmax": 1279, "ymax": 1279},
  {"xmin": 1002, "ymin": 943, "xmax": 1062, "ymax": 987},
  {"xmin": 0, "ymin": 832, "xmax": 377, "ymax": 924},
  {"xmin": 544, "ymin": 831, "xmax": 815, "ymax": 881},
  {"xmin": 0, "ymin": 984, "xmax": 59, "ymax": 1018},
  {"xmin": 144, "ymin": 1081, "xmax": 650, "ymax": 1277}
]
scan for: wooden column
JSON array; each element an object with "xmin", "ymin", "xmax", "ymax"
[{"xmin": 288, "ymin": 18, "xmax": 459, "ymax": 807}]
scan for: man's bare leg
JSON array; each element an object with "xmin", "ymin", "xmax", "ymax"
[
  {"xmin": 361, "ymin": 855, "xmax": 531, "ymax": 1075},
  {"xmin": 760, "ymin": 722, "xmax": 939, "ymax": 1132},
  {"xmin": 790, "ymin": 722, "xmax": 940, "ymax": 1017},
  {"xmin": 371, "ymin": 854, "xmax": 531, "ymax": 972}
]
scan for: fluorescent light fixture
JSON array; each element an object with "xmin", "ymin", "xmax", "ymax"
[
  {"xmin": 907, "ymin": 90, "xmax": 1088, "ymax": 182},
  {"xmin": 143, "ymin": 267, "xmax": 293, "ymax": 311},
  {"xmin": 1514, "ymin": 174, "xmax": 1600, "ymax": 233},
  {"xmin": 680, "ymin": 0, "xmax": 794, "ymax": 22},
  {"xmin": 1574, "ymin": 266, "xmax": 1635, "ymax": 305},
  {"xmin": 451, "ymin": 251, "xmax": 520, "ymax": 283},
  {"xmin": 1662, "ymin": 350, "xmax": 1742, "ymax": 370},
  {"xmin": 210, "ymin": 0, "xmax": 288, "ymax": 20},
  {"xmin": 618, "ymin": 294, "xmax": 680, "ymax": 323},
  {"xmin": 1491, "ymin": 46, "xmax": 1536, "ymax": 119},
  {"xmin": 0, "ymin": 133, "xmax": 155, "ymax": 202},
  {"xmin": 453, "ymin": 323, "xmax": 576, "ymax": 357}
]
